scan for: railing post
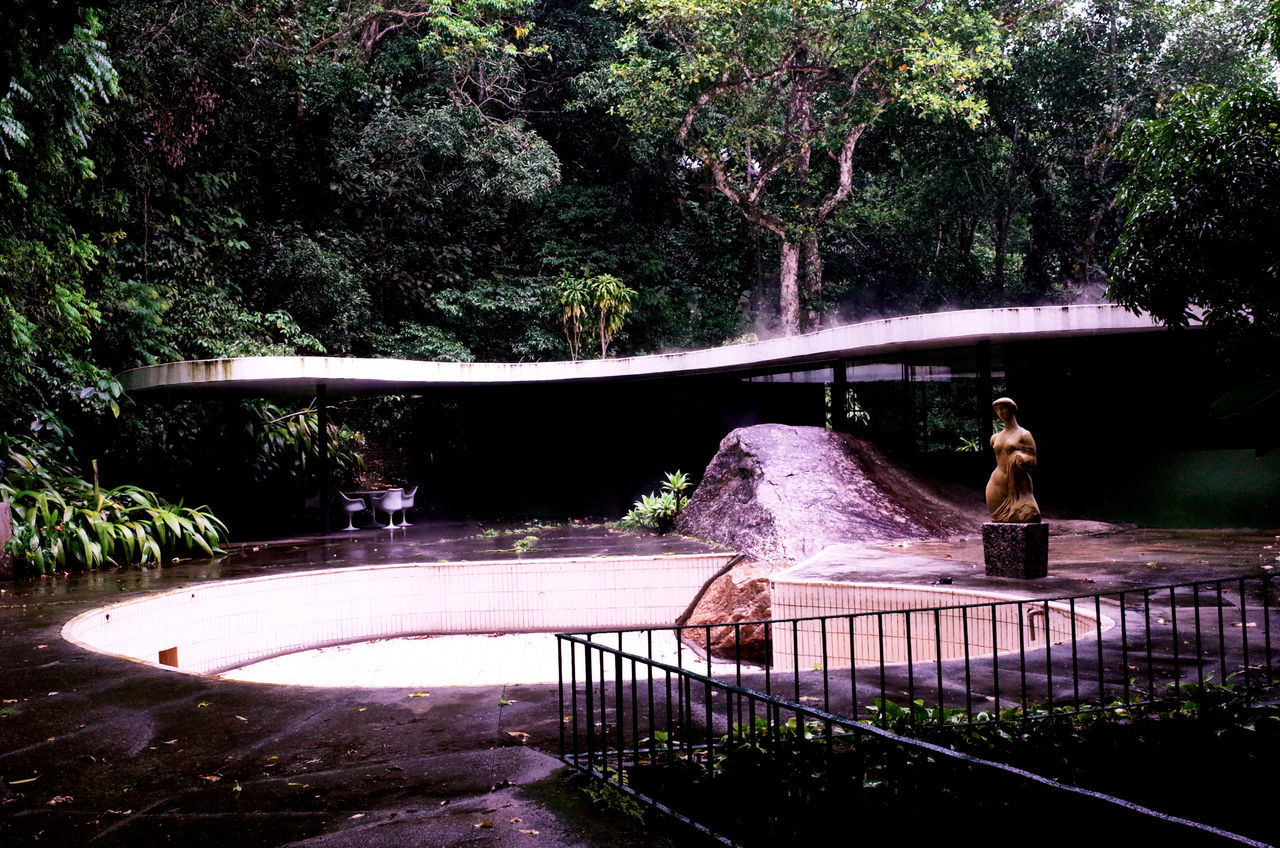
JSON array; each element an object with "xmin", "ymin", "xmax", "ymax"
[{"xmin": 584, "ymin": 642, "xmax": 595, "ymax": 773}]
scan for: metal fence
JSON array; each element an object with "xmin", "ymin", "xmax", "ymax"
[
  {"xmin": 555, "ymin": 574, "xmax": 1279, "ymax": 846},
  {"xmin": 563, "ymin": 574, "xmax": 1278, "ymax": 728}
]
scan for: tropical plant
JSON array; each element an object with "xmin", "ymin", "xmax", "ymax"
[
  {"xmin": 592, "ymin": 273, "xmax": 635, "ymax": 358},
  {"xmin": 555, "ymin": 272, "xmax": 637, "ymax": 359},
  {"xmin": 3, "ymin": 459, "xmax": 227, "ymax": 574},
  {"xmin": 622, "ymin": 470, "xmax": 692, "ymax": 532},
  {"xmin": 555, "ymin": 272, "xmax": 593, "ymax": 361},
  {"xmin": 251, "ymin": 402, "xmax": 366, "ymax": 490}
]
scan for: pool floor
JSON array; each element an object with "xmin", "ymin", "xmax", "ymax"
[{"xmin": 219, "ymin": 631, "xmax": 752, "ymax": 687}]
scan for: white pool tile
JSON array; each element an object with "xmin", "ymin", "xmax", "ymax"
[{"xmin": 63, "ymin": 553, "xmax": 735, "ymax": 676}]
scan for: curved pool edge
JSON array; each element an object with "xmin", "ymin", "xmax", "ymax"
[{"xmin": 62, "ymin": 552, "xmax": 737, "ymax": 678}]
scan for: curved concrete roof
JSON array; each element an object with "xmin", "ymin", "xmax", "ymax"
[{"xmin": 119, "ymin": 304, "xmax": 1178, "ymax": 397}]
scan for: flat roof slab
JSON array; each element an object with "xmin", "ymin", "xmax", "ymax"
[{"xmin": 119, "ymin": 305, "xmax": 1177, "ymax": 397}]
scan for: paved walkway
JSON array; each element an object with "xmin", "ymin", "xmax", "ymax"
[{"xmin": 1, "ymin": 522, "xmax": 1276, "ymax": 847}]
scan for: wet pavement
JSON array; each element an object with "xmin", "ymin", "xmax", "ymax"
[{"xmin": 1, "ymin": 521, "xmax": 1277, "ymax": 846}]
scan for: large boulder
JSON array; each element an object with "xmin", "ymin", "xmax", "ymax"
[
  {"xmin": 681, "ymin": 559, "xmax": 781, "ymax": 664},
  {"xmin": 675, "ymin": 424, "xmax": 977, "ymax": 561}
]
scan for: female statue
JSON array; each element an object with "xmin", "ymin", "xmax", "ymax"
[{"xmin": 985, "ymin": 397, "xmax": 1040, "ymax": 523}]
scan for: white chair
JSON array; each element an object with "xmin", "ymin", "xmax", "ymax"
[
  {"xmin": 399, "ymin": 486, "xmax": 418, "ymax": 526},
  {"xmin": 372, "ymin": 488, "xmax": 403, "ymax": 529},
  {"xmin": 338, "ymin": 492, "xmax": 368, "ymax": 531}
]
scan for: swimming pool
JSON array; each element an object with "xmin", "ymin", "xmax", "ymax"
[{"xmin": 62, "ymin": 553, "xmax": 736, "ymax": 679}]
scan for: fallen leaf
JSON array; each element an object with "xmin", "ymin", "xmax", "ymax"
[
  {"xmin": 9, "ymin": 777, "xmax": 39, "ymax": 785},
  {"xmin": 507, "ymin": 731, "xmax": 530, "ymax": 743},
  {"xmin": 406, "ymin": 692, "xmax": 430, "ymax": 699},
  {"xmin": 106, "ymin": 809, "xmax": 132, "ymax": 815},
  {"xmin": 200, "ymin": 775, "xmax": 221, "ymax": 783},
  {"xmin": 162, "ymin": 739, "xmax": 178, "ymax": 745},
  {"xmin": 197, "ymin": 702, "xmax": 211, "ymax": 708},
  {"xmin": 518, "ymin": 829, "xmax": 540, "ymax": 835},
  {"xmin": 350, "ymin": 813, "xmax": 365, "ymax": 820},
  {"xmin": 511, "ymin": 818, "xmax": 522, "ymax": 823},
  {"xmin": 475, "ymin": 820, "xmax": 494, "ymax": 829},
  {"xmin": 35, "ymin": 645, "xmax": 47, "ymax": 649}
]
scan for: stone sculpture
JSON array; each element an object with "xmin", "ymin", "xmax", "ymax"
[{"xmin": 985, "ymin": 397, "xmax": 1040, "ymax": 523}]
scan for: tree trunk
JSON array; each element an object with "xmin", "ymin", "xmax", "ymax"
[
  {"xmin": 801, "ymin": 233, "xmax": 823, "ymax": 331},
  {"xmin": 993, "ymin": 201, "xmax": 1009, "ymax": 295},
  {"xmin": 779, "ymin": 241, "xmax": 801, "ymax": 336}
]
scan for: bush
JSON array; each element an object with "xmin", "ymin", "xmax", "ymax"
[
  {"xmin": 3, "ymin": 439, "xmax": 227, "ymax": 574},
  {"xmin": 621, "ymin": 470, "xmax": 692, "ymax": 532}
]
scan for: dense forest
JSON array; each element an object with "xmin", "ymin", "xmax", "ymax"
[{"xmin": 1, "ymin": 0, "xmax": 1277, "ymax": 564}]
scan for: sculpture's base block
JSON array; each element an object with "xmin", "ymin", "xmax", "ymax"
[{"xmin": 983, "ymin": 522, "xmax": 1049, "ymax": 579}]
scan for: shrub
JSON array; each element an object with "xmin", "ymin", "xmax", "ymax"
[
  {"xmin": 622, "ymin": 471, "xmax": 692, "ymax": 532},
  {"xmin": 3, "ymin": 441, "xmax": 227, "ymax": 574}
]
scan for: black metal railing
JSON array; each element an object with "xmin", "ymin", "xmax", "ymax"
[
  {"xmin": 562, "ymin": 574, "xmax": 1278, "ymax": 730},
  {"xmin": 556, "ymin": 574, "xmax": 1279, "ymax": 846}
]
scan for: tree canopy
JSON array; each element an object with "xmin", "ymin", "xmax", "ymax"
[{"xmin": 595, "ymin": 0, "xmax": 1004, "ymax": 333}]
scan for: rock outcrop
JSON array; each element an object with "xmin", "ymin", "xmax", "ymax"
[
  {"xmin": 681, "ymin": 559, "xmax": 781, "ymax": 664},
  {"xmin": 674, "ymin": 424, "xmax": 979, "ymax": 561}
]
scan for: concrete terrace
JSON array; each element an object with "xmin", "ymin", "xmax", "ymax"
[{"xmin": 2, "ymin": 523, "xmax": 1277, "ymax": 847}]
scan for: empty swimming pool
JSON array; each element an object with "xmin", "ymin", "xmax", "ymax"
[{"xmin": 62, "ymin": 553, "xmax": 736, "ymax": 685}]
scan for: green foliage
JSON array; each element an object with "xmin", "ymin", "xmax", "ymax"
[
  {"xmin": 2, "ymin": 454, "xmax": 227, "ymax": 574},
  {"xmin": 594, "ymin": 0, "xmax": 1005, "ymax": 332},
  {"xmin": 1110, "ymin": 83, "xmax": 1280, "ymax": 366},
  {"xmin": 592, "ymin": 273, "xmax": 636, "ymax": 358},
  {"xmin": 622, "ymin": 470, "xmax": 691, "ymax": 532},
  {"xmin": 988, "ymin": 0, "xmax": 1270, "ymax": 298},
  {"xmin": 371, "ymin": 323, "xmax": 475, "ymax": 362},
  {"xmin": 555, "ymin": 272, "xmax": 592, "ymax": 361},
  {"xmin": 555, "ymin": 271, "xmax": 637, "ymax": 359},
  {"xmin": 0, "ymin": 9, "xmax": 120, "ymax": 438},
  {"xmin": 252, "ymin": 403, "xmax": 365, "ymax": 491},
  {"xmin": 573, "ymin": 769, "xmax": 647, "ymax": 825}
]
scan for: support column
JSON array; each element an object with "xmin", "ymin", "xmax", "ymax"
[
  {"xmin": 831, "ymin": 359, "xmax": 849, "ymax": 433},
  {"xmin": 975, "ymin": 340, "xmax": 993, "ymax": 457},
  {"xmin": 317, "ymin": 382, "xmax": 331, "ymax": 536}
]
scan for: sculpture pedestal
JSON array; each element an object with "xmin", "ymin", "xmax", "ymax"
[{"xmin": 983, "ymin": 522, "xmax": 1048, "ymax": 579}]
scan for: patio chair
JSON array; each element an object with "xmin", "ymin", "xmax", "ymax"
[
  {"xmin": 399, "ymin": 485, "xmax": 418, "ymax": 526},
  {"xmin": 372, "ymin": 488, "xmax": 403, "ymax": 529},
  {"xmin": 338, "ymin": 492, "xmax": 368, "ymax": 531}
]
